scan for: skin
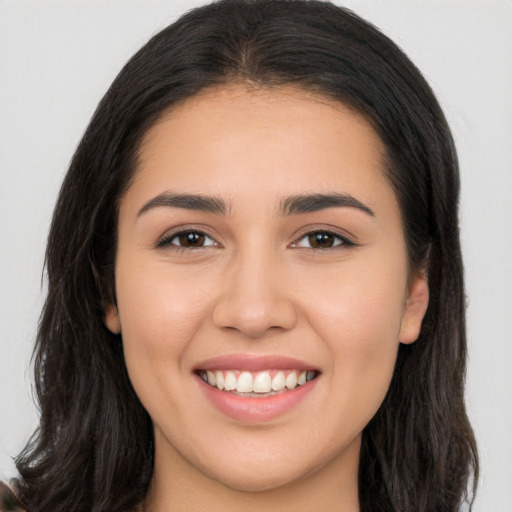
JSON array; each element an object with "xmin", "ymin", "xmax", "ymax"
[{"xmin": 106, "ymin": 84, "xmax": 429, "ymax": 512}]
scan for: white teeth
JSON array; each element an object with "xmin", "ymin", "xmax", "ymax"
[
  {"xmin": 215, "ymin": 370, "xmax": 225, "ymax": 390},
  {"xmin": 199, "ymin": 369, "xmax": 316, "ymax": 394},
  {"xmin": 253, "ymin": 372, "xmax": 272, "ymax": 393},
  {"xmin": 224, "ymin": 371, "xmax": 237, "ymax": 391},
  {"xmin": 285, "ymin": 371, "xmax": 297, "ymax": 390},
  {"xmin": 271, "ymin": 371, "xmax": 286, "ymax": 391},
  {"xmin": 236, "ymin": 371, "xmax": 253, "ymax": 393}
]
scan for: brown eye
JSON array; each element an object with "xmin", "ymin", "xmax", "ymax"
[
  {"xmin": 177, "ymin": 231, "xmax": 206, "ymax": 247},
  {"xmin": 157, "ymin": 230, "xmax": 217, "ymax": 249},
  {"xmin": 308, "ymin": 232, "xmax": 337, "ymax": 248},
  {"xmin": 294, "ymin": 230, "xmax": 351, "ymax": 249}
]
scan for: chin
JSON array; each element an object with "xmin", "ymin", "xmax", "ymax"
[
  {"xmin": 194, "ymin": 436, "xmax": 359, "ymax": 495},
  {"xmin": 205, "ymin": 462, "xmax": 312, "ymax": 493}
]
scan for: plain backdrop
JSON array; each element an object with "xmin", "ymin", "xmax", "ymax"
[{"xmin": 0, "ymin": 1, "xmax": 511, "ymax": 510}]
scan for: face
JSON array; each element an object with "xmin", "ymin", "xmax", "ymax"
[{"xmin": 106, "ymin": 85, "xmax": 428, "ymax": 495}]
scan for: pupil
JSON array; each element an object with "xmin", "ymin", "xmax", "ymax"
[
  {"xmin": 179, "ymin": 232, "xmax": 205, "ymax": 246},
  {"xmin": 309, "ymin": 232, "xmax": 333, "ymax": 248}
]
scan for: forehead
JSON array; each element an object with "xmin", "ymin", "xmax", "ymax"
[
  {"xmin": 127, "ymin": 84, "xmax": 393, "ymax": 216},
  {"xmin": 139, "ymin": 84, "xmax": 384, "ymax": 160}
]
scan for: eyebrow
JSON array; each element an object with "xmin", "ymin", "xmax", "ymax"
[
  {"xmin": 138, "ymin": 192, "xmax": 229, "ymax": 216},
  {"xmin": 137, "ymin": 191, "xmax": 374, "ymax": 218},
  {"xmin": 280, "ymin": 193, "xmax": 375, "ymax": 217}
]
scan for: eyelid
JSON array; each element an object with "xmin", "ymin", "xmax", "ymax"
[
  {"xmin": 154, "ymin": 225, "xmax": 356, "ymax": 250},
  {"xmin": 156, "ymin": 226, "xmax": 221, "ymax": 249},
  {"xmin": 290, "ymin": 227, "xmax": 356, "ymax": 249}
]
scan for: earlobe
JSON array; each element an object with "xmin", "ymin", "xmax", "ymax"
[
  {"xmin": 398, "ymin": 273, "xmax": 429, "ymax": 344},
  {"xmin": 105, "ymin": 304, "xmax": 122, "ymax": 334}
]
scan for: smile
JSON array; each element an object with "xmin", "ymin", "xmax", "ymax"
[
  {"xmin": 194, "ymin": 356, "xmax": 320, "ymax": 422},
  {"xmin": 197, "ymin": 369, "xmax": 317, "ymax": 395}
]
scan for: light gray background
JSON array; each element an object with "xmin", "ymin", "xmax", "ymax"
[{"xmin": 1, "ymin": 1, "xmax": 511, "ymax": 510}]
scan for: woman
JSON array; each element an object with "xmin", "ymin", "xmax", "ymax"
[{"xmin": 6, "ymin": 0, "xmax": 478, "ymax": 510}]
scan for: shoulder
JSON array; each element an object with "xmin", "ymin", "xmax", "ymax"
[{"xmin": 0, "ymin": 481, "xmax": 25, "ymax": 512}]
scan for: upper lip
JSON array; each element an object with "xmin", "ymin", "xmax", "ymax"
[{"xmin": 194, "ymin": 354, "xmax": 319, "ymax": 372}]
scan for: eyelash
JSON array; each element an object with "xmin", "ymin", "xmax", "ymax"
[
  {"xmin": 157, "ymin": 228, "xmax": 355, "ymax": 251},
  {"xmin": 156, "ymin": 230, "xmax": 218, "ymax": 251},
  {"xmin": 291, "ymin": 230, "xmax": 355, "ymax": 249}
]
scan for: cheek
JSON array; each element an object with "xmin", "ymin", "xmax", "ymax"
[
  {"xmin": 303, "ymin": 256, "xmax": 407, "ymax": 418},
  {"xmin": 307, "ymin": 256, "xmax": 407, "ymax": 346},
  {"xmin": 117, "ymin": 261, "xmax": 209, "ymax": 343},
  {"xmin": 320, "ymin": 288, "xmax": 401, "ymax": 383},
  {"xmin": 114, "ymin": 261, "xmax": 214, "ymax": 399}
]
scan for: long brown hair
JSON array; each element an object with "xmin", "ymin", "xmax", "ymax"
[{"xmin": 16, "ymin": 1, "xmax": 478, "ymax": 510}]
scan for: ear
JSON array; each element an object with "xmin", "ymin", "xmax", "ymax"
[
  {"xmin": 398, "ymin": 272, "xmax": 429, "ymax": 344},
  {"xmin": 105, "ymin": 304, "xmax": 121, "ymax": 334}
]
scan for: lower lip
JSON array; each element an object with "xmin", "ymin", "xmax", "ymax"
[{"xmin": 197, "ymin": 376, "xmax": 318, "ymax": 423}]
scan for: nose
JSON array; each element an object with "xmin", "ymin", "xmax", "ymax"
[{"xmin": 212, "ymin": 252, "xmax": 298, "ymax": 338}]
